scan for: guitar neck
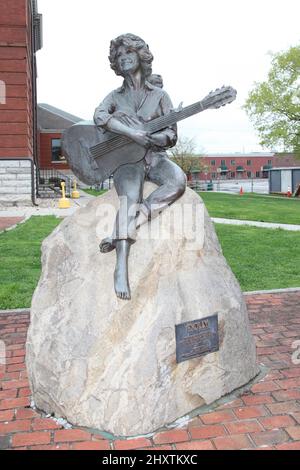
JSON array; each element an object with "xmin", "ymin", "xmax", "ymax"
[
  {"xmin": 144, "ymin": 100, "xmax": 205, "ymax": 133},
  {"xmin": 90, "ymin": 100, "xmax": 206, "ymax": 160}
]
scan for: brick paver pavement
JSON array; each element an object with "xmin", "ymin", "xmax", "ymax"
[
  {"xmin": 0, "ymin": 292, "xmax": 300, "ymax": 450},
  {"xmin": 0, "ymin": 217, "xmax": 24, "ymax": 232}
]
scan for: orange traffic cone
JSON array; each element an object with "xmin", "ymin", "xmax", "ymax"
[
  {"xmin": 239, "ymin": 186, "xmax": 244, "ymax": 195},
  {"xmin": 287, "ymin": 186, "xmax": 292, "ymax": 197}
]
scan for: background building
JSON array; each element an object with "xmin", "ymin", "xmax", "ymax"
[
  {"xmin": 190, "ymin": 153, "xmax": 274, "ymax": 181},
  {"xmin": 0, "ymin": 0, "xmax": 42, "ymax": 204},
  {"xmin": 37, "ymin": 103, "xmax": 81, "ymax": 171},
  {"xmin": 189, "ymin": 153, "xmax": 300, "ymax": 182}
]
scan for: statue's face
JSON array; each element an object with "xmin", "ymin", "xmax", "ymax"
[{"xmin": 116, "ymin": 45, "xmax": 140, "ymax": 75}]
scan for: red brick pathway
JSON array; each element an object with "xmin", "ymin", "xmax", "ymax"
[
  {"xmin": 1, "ymin": 292, "xmax": 300, "ymax": 450},
  {"xmin": 0, "ymin": 217, "xmax": 24, "ymax": 232}
]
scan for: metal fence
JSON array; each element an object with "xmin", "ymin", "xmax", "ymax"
[
  {"xmin": 37, "ymin": 168, "xmax": 73, "ymax": 198},
  {"xmin": 188, "ymin": 178, "xmax": 269, "ymax": 194}
]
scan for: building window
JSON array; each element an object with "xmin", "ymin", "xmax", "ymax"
[
  {"xmin": 221, "ymin": 160, "xmax": 226, "ymax": 166},
  {"xmin": 51, "ymin": 138, "xmax": 65, "ymax": 162},
  {"xmin": 268, "ymin": 159, "xmax": 272, "ymax": 165},
  {"xmin": 256, "ymin": 171, "xmax": 260, "ymax": 178},
  {"xmin": 231, "ymin": 171, "xmax": 235, "ymax": 178},
  {"xmin": 211, "ymin": 160, "xmax": 216, "ymax": 166},
  {"xmin": 211, "ymin": 172, "xmax": 216, "ymax": 179},
  {"xmin": 247, "ymin": 171, "xmax": 252, "ymax": 178},
  {"xmin": 231, "ymin": 160, "xmax": 236, "ymax": 165},
  {"xmin": 247, "ymin": 160, "xmax": 252, "ymax": 166}
]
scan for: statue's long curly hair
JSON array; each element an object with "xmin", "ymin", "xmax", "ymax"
[{"xmin": 109, "ymin": 33, "xmax": 153, "ymax": 78}]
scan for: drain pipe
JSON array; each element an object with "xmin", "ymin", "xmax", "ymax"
[{"xmin": 0, "ymin": 158, "xmax": 38, "ymax": 207}]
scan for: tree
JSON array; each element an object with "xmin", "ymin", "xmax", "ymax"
[
  {"xmin": 244, "ymin": 44, "xmax": 300, "ymax": 157},
  {"xmin": 169, "ymin": 137, "xmax": 207, "ymax": 176}
]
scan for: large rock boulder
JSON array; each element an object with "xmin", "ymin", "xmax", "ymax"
[{"xmin": 26, "ymin": 184, "xmax": 258, "ymax": 437}]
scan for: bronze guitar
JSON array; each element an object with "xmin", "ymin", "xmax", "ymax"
[{"xmin": 62, "ymin": 86, "xmax": 237, "ymax": 185}]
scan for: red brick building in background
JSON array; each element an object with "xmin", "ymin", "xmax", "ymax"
[
  {"xmin": 192, "ymin": 154, "xmax": 274, "ymax": 181},
  {"xmin": 37, "ymin": 103, "xmax": 81, "ymax": 171},
  {"xmin": 189, "ymin": 153, "xmax": 300, "ymax": 182},
  {"xmin": 0, "ymin": 0, "xmax": 42, "ymax": 203}
]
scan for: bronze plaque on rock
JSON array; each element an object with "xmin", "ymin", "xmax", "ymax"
[{"xmin": 175, "ymin": 314, "xmax": 219, "ymax": 363}]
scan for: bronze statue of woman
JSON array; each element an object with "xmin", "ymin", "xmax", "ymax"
[{"xmin": 94, "ymin": 33, "xmax": 186, "ymax": 300}]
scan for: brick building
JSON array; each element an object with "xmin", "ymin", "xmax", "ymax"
[
  {"xmin": 37, "ymin": 103, "xmax": 82, "ymax": 171},
  {"xmin": 190, "ymin": 153, "xmax": 277, "ymax": 182},
  {"xmin": 272, "ymin": 154, "xmax": 300, "ymax": 168},
  {"xmin": 0, "ymin": 0, "xmax": 42, "ymax": 203}
]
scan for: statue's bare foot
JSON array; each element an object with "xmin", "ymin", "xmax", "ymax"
[
  {"xmin": 99, "ymin": 237, "xmax": 115, "ymax": 253},
  {"xmin": 114, "ymin": 266, "xmax": 131, "ymax": 300}
]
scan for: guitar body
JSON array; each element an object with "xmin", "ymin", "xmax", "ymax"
[{"xmin": 62, "ymin": 121, "xmax": 146, "ymax": 185}]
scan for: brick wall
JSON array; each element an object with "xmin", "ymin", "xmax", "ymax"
[
  {"xmin": 39, "ymin": 132, "xmax": 69, "ymax": 170},
  {"xmin": 0, "ymin": 0, "xmax": 33, "ymax": 159},
  {"xmin": 0, "ymin": 0, "xmax": 35, "ymax": 202},
  {"xmin": 273, "ymin": 154, "xmax": 300, "ymax": 168}
]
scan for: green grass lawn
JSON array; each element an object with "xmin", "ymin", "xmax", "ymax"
[
  {"xmin": 82, "ymin": 188, "xmax": 107, "ymax": 197},
  {"xmin": 215, "ymin": 223, "xmax": 300, "ymax": 291},
  {"xmin": 200, "ymin": 192, "xmax": 300, "ymax": 225},
  {"xmin": 0, "ymin": 216, "xmax": 61, "ymax": 309},
  {"xmin": 0, "ymin": 216, "xmax": 299, "ymax": 309}
]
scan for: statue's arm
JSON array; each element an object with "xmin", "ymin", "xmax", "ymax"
[
  {"xmin": 94, "ymin": 92, "xmax": 118, "ymax": 129},
  {"xmin": 149, "ymin": 91, "xmax": 177, "ymax": 149},
  {"xmin": 94, "ymin": 93, "xmax": 152, "ymax": 148}
]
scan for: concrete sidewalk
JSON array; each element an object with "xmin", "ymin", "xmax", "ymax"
[
  {"xmin": 0, "ymin": 190, "xmax": 94, "ymax": 220},
  {"xmin": 213, "ymin": 218, "xmax": 300, "ymax": 231}
]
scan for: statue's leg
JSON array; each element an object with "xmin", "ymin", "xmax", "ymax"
[
  {"xmin": 136, "ymin": 155, "xmax": 186, "ymax": 227},
  {"xmin": 114, "ymin": 239, "xmax": 131, "ymax": 300},
  {"xmin": 100, "ymin": 162, "xmax": 145, "ymax": 300},
  {"xmin": 99, "ymin": 161, "xmax": 145, "ymax": 253}
]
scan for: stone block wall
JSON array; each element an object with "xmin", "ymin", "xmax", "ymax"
[{"xmin": 0, "ymin": 159, "xmax": 33, "ymax": 203}]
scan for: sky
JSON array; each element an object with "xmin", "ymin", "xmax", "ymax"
[{"xmin": 36, "ymin": 0, "xmax": 300, "ymax": 154}]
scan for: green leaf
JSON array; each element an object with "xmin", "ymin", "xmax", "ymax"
[{"xmin": 244, "ymin": 44, "xmax": 300, "ymax": 157}]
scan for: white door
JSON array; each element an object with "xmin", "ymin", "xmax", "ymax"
[{"xmin": 281, "ymin": 170, "xmax": 292, "ymax": 192}]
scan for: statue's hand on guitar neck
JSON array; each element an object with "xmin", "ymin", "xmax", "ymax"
[
  {"xmin": 127, "ymin": 128, "xmax": 168, "ymax": 149},
  {"xmin": 129, "ymin": 130, "xmax": 169, "ymax": 149},
  {"xmin": 147, "ymin": 132, "xmax": 169, "ymax": 149},
  {"xmin": 127, "ymin": 129, "xmax": 153, "ymax": 148}
]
